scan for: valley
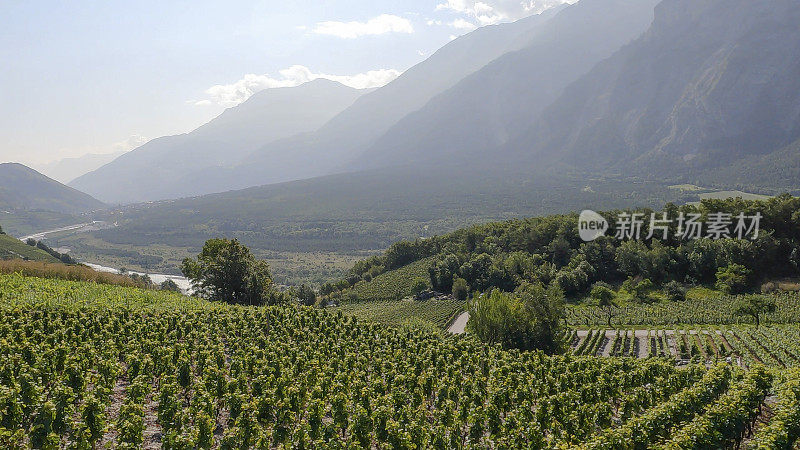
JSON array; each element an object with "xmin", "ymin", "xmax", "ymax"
[{"xmin": 3, "ymin": 0, "xmax": 800, "ymax": 446}]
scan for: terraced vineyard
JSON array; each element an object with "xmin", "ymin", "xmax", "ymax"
[
  {"xmin": 2, "ymin": 272, "xmax": 800, "ymax": 448},
  {"xmin": 567, "ymin": 292, "xmax": 800, "ymax": 326},
  {"xmin": 569, "ymin": 326, "xmax": 800, "ymax": 368},
  {"xmin": 347, "ymin": 257, "xmax": 434, "ymax": 302}
]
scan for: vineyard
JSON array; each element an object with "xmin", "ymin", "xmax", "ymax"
[
  {"xmin": 567, "ymin": 292, "xmax": 800, "ymax": 326},
  {"xmin": 347, "ymin": 257, "xmax": 434, "ymax": 302},
  {"xmin": 1, "ymin": 272, "xmax": 800, "ymax": 449},
  {"xmin": 568, "ymin": 327, "xmax": 800, "ymax": 368},
  {"xmin": 331, "ymin": 298, "xmax": 464, "ymax": 329}
]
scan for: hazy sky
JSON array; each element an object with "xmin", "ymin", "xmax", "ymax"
[{"xmin": 0, "ymin": 0, "xmax": 567, "ymax": 165}]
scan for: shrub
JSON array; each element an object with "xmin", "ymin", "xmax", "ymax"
[
  {"xmin": 716, "ymin": 264, "xmax": 751, "ymax": 294},
  {"xmin": 467, "ymin": 283, "xmax": 565, "ymax": 354},
  {"xmin": 663, "ymin": 280, "xmax": 687, "ymax": 302},
  {"xmin": 451, "ymin": 277, "xmax": 468, "ymax": 301},
  {"xmin": 410, "ymin": 278, "xmax": 428, "ymax": 298}
]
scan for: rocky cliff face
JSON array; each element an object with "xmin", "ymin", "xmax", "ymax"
[{"xmin": 513, "ymin": 0, "xmax": 800, "ymax": 177}]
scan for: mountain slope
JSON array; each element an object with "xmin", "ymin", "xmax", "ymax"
[
  {"xmin": 0, "ymin": 163, "xmax": 105, "ymax": 214},
  {"xmin": 189, "ymin": 6, "xmax": 567, "ymax": 194},
  {"xmin": 35, "ymin": 151, "xmax": 127, "ymax": 184},
  {"xmin": 357, "ymin": 0, "xmax": 660, "ymax": 168},
  {"xmin": 0, "ymin": 233, "xmax": 61, "ymax": 263},
  {"xmin": 509, "ymin": 0, "xmax": 800, "ymax": 185},
  {"xmin": 69, "ymin": 79, "xmax": 366, "ymax": 203}
]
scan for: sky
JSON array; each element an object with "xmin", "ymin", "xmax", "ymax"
[{"xmin": 0, "ymin": 0, "xmax": 568, "ymax": 166}]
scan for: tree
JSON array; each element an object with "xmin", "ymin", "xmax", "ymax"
[
  {"xmin": 662, "ymin": 280, "xmax": 687, "ymax": 302},
  {"xmin": 590, "ymin": 284, "xmax": 617, "ymax": 327},
  {"xmin": 160, "ymin": 279, "xmax": 181, "ymax": 292},
  {"xmin": 451, "ymin": 277, "xmax": 468, "ymax": 301},
  {"xmin": 715, "ymin": 264, "xmax": 750, "ymax": 294},
  {"xmin": 410, "ymin": 278, "xmax": 428, "ymax": 298},
  {"xmin": 734, "ymin": 295, "xmax": 776, "ymax": 328},
  {"xmin": 293, "ymin": 284, "xmax": 317, "ymax": 306},
  {"xmin": 181, "ymin": 238, "xmax": 284, "ymax": 306},
  {"xmin": 466, "ymin": 283, "xmax": 565, "ymax": 354}
]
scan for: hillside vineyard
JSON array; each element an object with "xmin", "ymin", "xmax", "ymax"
[{"xmin": 1, "ymin": 273, "xmax": 799, "ymax": 448}]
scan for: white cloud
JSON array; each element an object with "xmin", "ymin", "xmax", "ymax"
[
  {"xmin": 450, "ymin": 18, "xmax": 478, "ymax": 30},
  {"xmin": 199, "ymin": 65, "xmax": 401, "ymax": 107},
  {"xmin": 313, "ymin": 14, "xmax": 414, "ymax": 39},
  {"xmin": 436, "ymin": 0, "xmax": 571, "ymax": 26}
]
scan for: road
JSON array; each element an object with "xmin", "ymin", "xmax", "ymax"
[
  {"xmin": 448, "ymin": 312, "xmax": 469, "ymax": 334},
  {"xmin": 19, "ymin": 221, "xmax": 112, "ymax": 241}
]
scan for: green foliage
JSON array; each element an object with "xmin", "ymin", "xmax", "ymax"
[
  {"xmin": 338, "ymin": 195, "xmax": 800, "ymax": 304},
  {"xmin": 160, "ymin": 278, "xmax": 181, "ymax": 292},
  {"xmin": 451, "ymin": 277, "xmax": 469, "ymax": 301},
  {"xmin": 409, "ymin": 277, "xmax": 429, "ymax": 298},
  {"xmin": 0, "ymin": 234, "xmax": 61, "ymax": 263},
  {"xmin": 663, "ymin": 280, "xmax": 688, "ymax": 302},
  {"xmin": 715, "ymin": 264, "xmax": 751, "ymax": 294},
  {"xmin": 0, "ymin": 272, "xmax": 798, "ymax": 447},
  {"xmin": 346, "ymin": 257, "xmax": 435, "ymax": 302},
  {"xmin": 590, "ymin": 284, "xmax": 615, "ymax": 306},
  {"xmin": 467, "ymin": 284, "xmax": 565, "ymax": 354},
  {"xmin": 181, "ymin": 238, "xmax": 284, "ymax": 306},
  {"xmin": 292, "ymin": 284, "xmax": 317, "ymax": 306},
  {"xmin": 331, "ymin": 298, "xmax": 464, "ymax": 329},
  {"xmin": 569, "ymin": 292, "xmax": 800, "ymax": 327},
  {"xmin": 735, "ymin": 294, "xmax": 778, "ymax": 328},
  {"xmin": 751, "ymin": 368, "xmax": 800, "ymax": 448}
]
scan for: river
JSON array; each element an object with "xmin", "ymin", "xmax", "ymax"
[
  {"xmin": 18, "ymin": 222, "xmax": 193, "ymax": 294},
  {"xmin": 83, "ymin": 263, "xmax": 192, "ymax": 294}
]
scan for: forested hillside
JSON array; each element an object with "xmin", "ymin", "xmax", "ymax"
[{"xmin": 334, "ymin": 196, "xmax": 800, "ymax": 302}]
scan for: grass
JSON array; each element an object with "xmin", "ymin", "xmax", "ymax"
[
  {"xmin": 0, "ymin": 233, "xmax": 61, "ymax": 262},
  {"xmin": 0, "ymin": 259, "xmax": 151, "ymax": 288}
]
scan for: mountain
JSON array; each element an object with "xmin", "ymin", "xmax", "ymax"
[
  {"xmin": 35, "ymin": 151, "xmax": 127, "ymax": 184},
  {"xmin": 69, "ymin": 79, "xmax": 367, "ymax": 203},
  {"xmin": 507, "ymin": 0, "xmax": 800, "ymax": 187},
  {"xmin": 0, "ymin": 163, "xmax": 105, "ymax": 214},
  {"xmin": 356, "ymin": 0, "xmax": 660, "ymax": 168},
  {"xmin": 182, "ymin": 5, "xmax": 568, "ymax": 195}
]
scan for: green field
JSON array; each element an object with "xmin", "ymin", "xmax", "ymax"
[
  {"xmin": 0, "ymin": 233, "xmax": 60, "ymax": 263},
  {"xmin": 1, "ymin": 272, "xmax": 799, "ymax": 448}
]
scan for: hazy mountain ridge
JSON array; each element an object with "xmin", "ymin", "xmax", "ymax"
[
  {"xmin": 129, "ymin": 6, "xmax": 569, "ymax": 198},
  {"xmin": 35, "ymin": 151, "xmax": 127, "ymax": 184},
  {"xmin": 69, "ymin": 79, "xmax": 366, "ymax": 203},
  {"xmin": 509, "ymin": 0, "xmax": 800, "ymax": 183},
  {"xmin": 355, "ymin": 0, "xmax": 660, "ymax": 168},
  {"xmin": 0, "ymin": 163, "xmax": 105, "ymax": 214}
]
